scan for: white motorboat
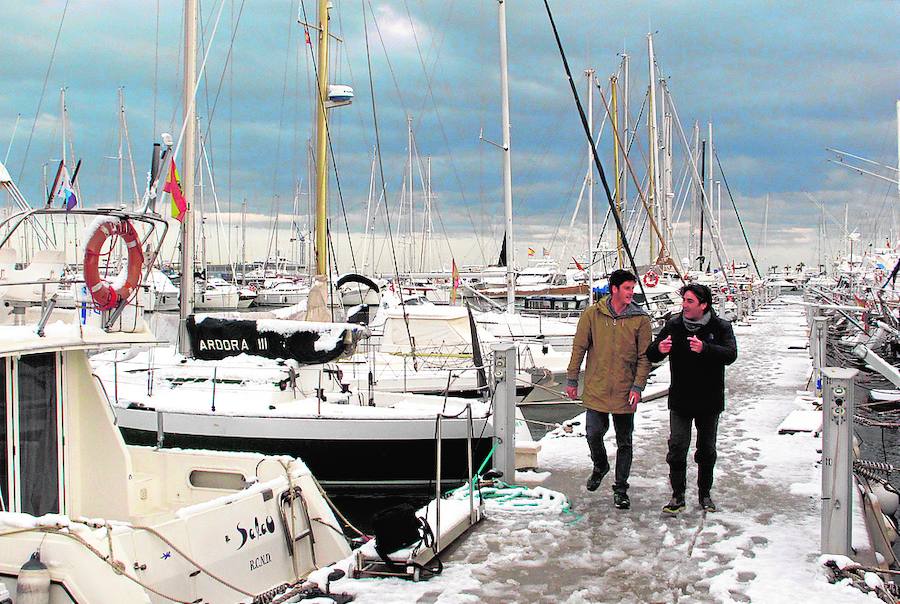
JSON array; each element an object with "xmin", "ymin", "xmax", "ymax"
[{"xmin": 0, "ymin": 205, "xmax": 352, "ymax": 603}]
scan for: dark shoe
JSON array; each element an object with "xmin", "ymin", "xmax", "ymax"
[
  {"xmin": 700, "ymin": 496, "xmax": 717, "ymax": 512},
  {"xmin": 662, "ymin": 496, "xmax": 686, "ymax": 516},
  {"xmin": 613, "ymin": 492, "xmax": 630, "ymax": 510},
  {"xmin": 585, "ymin": 469, "xmax": 607, "ymax": 492}
]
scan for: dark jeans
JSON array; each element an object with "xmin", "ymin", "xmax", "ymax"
[
  {"xmin": 585, "ymin": 409, "xmax": 634, "ymax": 494},
  {"xmin": 666, "ymin": 410, "xmax": 720, "ymax": 499}
]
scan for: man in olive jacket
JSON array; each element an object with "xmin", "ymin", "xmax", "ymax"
[
  {"xmin": 565, "ymin": 269, "xmax": 652, "ymax": 510},
  {"xmin": 647, "ymin": 282, "xmax": 737, "ymax": 515}
]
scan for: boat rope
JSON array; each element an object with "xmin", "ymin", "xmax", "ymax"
[
  {"xmin": 854, "ymin": 459, "xmax": 900, "ymax": 474},
  {"xmin": 359, "ymin": 0, "xmax": 418, "ymax": 368},
  {"xmin": 309, "ymin": 472, "xmax": 368, "ymax": 539},
  {"xmin": 714, "ymin": 150, "xmax": 762, "ymax": 279},
  {"xmin": 0, "ymin": 523, "xmax": 192, "ymax": 603}
]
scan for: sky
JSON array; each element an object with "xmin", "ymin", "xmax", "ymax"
[{"xmin": 1, "ymin": 0, "xmax": 898, "ymax": 275}]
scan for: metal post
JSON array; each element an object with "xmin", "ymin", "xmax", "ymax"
[
  {"xmin": 820, "ymin": 367, "xmax": 857, "ymax": 556},
  {"xmin": 156, "ymin": 410, "xmax": 165, "ymax": 448},
  {"xmin": 211, "ymin": 366, "xmax": 217, "ymax": 412},
  {"xmin": 814, "ymin": 316, "xmax": 828, "ymax": 397},
  {"xmin": 466, "ymin": 404, "xmax": 475, "ymax": 525},
  {"xmin": 491, "ymin": 342, "xmax": 517, "ymax": 482},
  {"xmin": 435, "ymin": 414, "xmax": 442, "ymax": 553}
]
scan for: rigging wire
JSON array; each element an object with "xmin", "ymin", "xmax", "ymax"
[
  {"xmin": 361, "ymin": 0, "xmax": 418, "ymax": 366},
  {"xmin": 541, "ymin": 0, "xmax": 651, "ymax": 309},
  {"xmin": 714, "ymin": 150, "xmax": 762, "ymax": 279},
  {"xmin": 17, "ymin": 0, "xmax": 70, "ymax": 184}
]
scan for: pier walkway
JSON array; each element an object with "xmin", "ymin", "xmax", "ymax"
[{"xmin": 339, "ymin": 299, "xmax": 873, "ymax": 603}]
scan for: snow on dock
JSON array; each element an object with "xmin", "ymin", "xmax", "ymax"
[{"xmin": 330, "ymin": 299, "xmax": 874, "ymax": 603}]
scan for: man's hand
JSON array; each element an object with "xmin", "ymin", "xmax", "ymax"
[
  {"xmin": 658, "ymin": 335, "xmax": 673, "ymax": 354},
  {"xmin": 628, "ymin": 389, "xmax": 641, "ymax": 409},
  {"xmin": 565, "ymin": 385, "xmax": 579, "ymax": 400},
  {"xmin": 688, "ymin": 335, "xmax": 704, "ymax": 353}
]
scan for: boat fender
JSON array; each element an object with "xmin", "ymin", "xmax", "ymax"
[
  {"xmin": 17, "ymin": 551, "xmax": 50, "ymax": 604},
  {"xmin": 873, "ymin": 482, "xmax": 900, "ymax": 516}
]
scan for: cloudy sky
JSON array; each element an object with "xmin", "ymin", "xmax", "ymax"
[{"xmin": 1, "ymin": 1, "xmax": 898, "ymax": 274}]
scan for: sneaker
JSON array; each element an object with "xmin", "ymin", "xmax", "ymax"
[
  {"xmin": 699, "ymin": 496, "xmax": 717, "ymax": 512},
  {"xmin": 613, "ymin": 492, "xmax": 630, "ymax": 510},
  {"xmin": 662, "ymin": 496, "xmax": 686, "ymax": 516},
  {"xmin": 585, "ymin": 469, "xmax": 607, "ymax": 492}
]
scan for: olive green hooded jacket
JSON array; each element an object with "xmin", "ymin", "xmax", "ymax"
[{"xmin": 566, "ymin": 295, "xmax": 652, "ymax": 414}]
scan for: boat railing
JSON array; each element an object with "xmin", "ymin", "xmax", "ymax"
[
  {"xmin": 0, "ymin": 208, "xmax": 169, "ymax": 330},
  {"xmin": 434, "ymin": 403, "xmax": 477, "ymax": 551}
]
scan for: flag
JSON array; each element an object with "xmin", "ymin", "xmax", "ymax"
[
  {"xmin": 527, "ymin": 247, "xmax": 535, "ymax": 257},
  {"xmin": 164, "ymin": 160, "xmax": 187, "ymax": 222},
  {"xmin": 304, "ymin": 29, "xmax": 311, "ymax": 45},
  {"xmin": 55, "ymin": 166, "xmax": 78, "ymax": 210},
  {"xmin": 543, "ymin": 247, "xmax": 550, "ymax": 257},
  {"xmin": 572, "ymin": 256, "xmax": 584, "ymax": 271},
  {"xmin": 451, "ymin": 259, "xmax": 460, "ymax": 304}
]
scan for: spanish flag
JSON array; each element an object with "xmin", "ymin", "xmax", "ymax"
[
  {"xmin": 164, "ymin": 160, "xmax": 188, "ymax": 223},
  {"xmin": 527, "ymin": 247, "xmax": 535, "ymax": 257}
]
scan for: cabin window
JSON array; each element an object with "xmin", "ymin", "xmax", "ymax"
[
  {"xmin": 0, "ymin": 360, "xmax": 6, "ymax": 511},
  {"xmin": 17, "ymin": 353, "xmax": 59, "ymax": 516},
  {"xmin": 189, "ymin": 469, "xmax": 247, "ymax": 491}
]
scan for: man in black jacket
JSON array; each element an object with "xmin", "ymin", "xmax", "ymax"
[{"xmin": 647, "ymin": 283, "xmax": 737, "ymax": 515}]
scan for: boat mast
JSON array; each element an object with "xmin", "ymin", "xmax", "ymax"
[
  {"xmin": 314, "ymin": 0, "xmax": 331, "ymax": 277},
  {"xmin": 647, "ymin": 33, "xmax": 660, "ymax": 265},
  {"xmin": 585, "ymin": 68, "xmax": 594, "ymax": 293},
  {"xmin": 178, "ymin": 0, "xmax": 197, "ymax": 355},
  {"xmin": 611, "ymin": 73, "xmax": 623, "ymax": 269},
  {"xmin": 498, "ymin": 0, "xmax": 514, "ymax": 313}
]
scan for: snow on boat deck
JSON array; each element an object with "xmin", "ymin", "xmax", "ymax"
[{"xmin": 331, "ymin": 299, "xmax": 874, "ymax": 603}]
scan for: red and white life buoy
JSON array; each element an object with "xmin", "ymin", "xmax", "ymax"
[
  {"xmin": 643, "ymin": 270, "xmax": 659, "ymax": 287},
  {"xmin": 83, "ymin": 218, "xmax": 144, "ymax": 310}
]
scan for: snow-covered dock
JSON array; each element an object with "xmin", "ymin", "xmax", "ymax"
[{"xmin": 329, "ymin": 299, "xmax": 879, "ymax": 603}]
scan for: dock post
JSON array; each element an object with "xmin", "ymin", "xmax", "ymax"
[
  {"xmin": 813, "ymin": 316, "xmax": 828, "ymax": 397},
  {"xmin": 820, "ymin": 367, "xmax": 857, "ymax": 556},
  {"xmin": 491, "ymin": 342, "xmax": 517, "ymax": 483}
]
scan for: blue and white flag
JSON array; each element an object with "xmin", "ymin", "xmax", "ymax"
[{"xmin": 56, "ymin": 166, "xmax": 78, "ymax": 210}]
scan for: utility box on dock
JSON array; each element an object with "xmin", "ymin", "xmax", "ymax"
[{"xmin": 820, "ymin": 367, "xmax": 857, "ymax": 557}]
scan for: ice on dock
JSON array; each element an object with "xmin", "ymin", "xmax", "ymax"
[{"xmin": 329, "ymin": 300, "xmax": 875, "ymax": 603}]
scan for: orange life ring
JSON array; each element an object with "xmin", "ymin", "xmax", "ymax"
[
  {"xmin": 83, "ymin": 218, "xmax": 144, "ymax": 310},
  {"xmin": 643, "ymin": 271, "xmax": 659, "ymax": 287}
]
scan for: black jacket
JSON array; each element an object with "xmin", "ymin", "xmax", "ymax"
[{"xmin": 647, "ymin": 311, "xmax": 737, "ymax": 417}]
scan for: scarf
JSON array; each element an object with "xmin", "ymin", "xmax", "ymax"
[{"xmin": 683, "ymin": 310, "xmax": 711, "ymax": 333}]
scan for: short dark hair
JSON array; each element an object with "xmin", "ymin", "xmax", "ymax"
[
  {"xmin": 609, "ymin": 269, "xmax": 637, "ymax": 289},
  {"xmin": 680, "ymin": 282, "xmax": 713, "ymax": 309}
]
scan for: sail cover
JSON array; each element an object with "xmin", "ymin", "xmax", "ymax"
[{"xmin": 187, "ymin": 315, "xmax": 366, "ymax": 364}]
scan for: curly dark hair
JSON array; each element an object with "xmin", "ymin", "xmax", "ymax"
[
  {"xmin": 680, "ymin": 282, "xmax": 713, "ymax": 309},
  {"xmin": 609, "ymin": 269, "xmax": 637, "ymax": 289}
]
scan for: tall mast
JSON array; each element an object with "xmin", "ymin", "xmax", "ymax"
[
  {"xmin": 621, "ymin": 52, "xmax": 628, "ymax": 241},
  {"xmin": 178, "ymin": 0, "xmax": 197, "ymax": 355},
  {"xmin": 585, "ymin": 68, "xmax": 594, "ymax": 292},
  {"xmin": 314, "ymin": 0, "xmax": 331, "ymax": 276},
  {"xmin": 612, "ymin": 74, "xmax": 623, "ymax": 269},
  {"xmin": 647, "ymin": 33, "xmax": 660, "ymax": 265},
  {"xmin": 498, "ymin": 0, "xmax": 514, "ymax": 313},
  {"xmin": 407, "ymin": 115, "xmax": 414, "ymax": 273},
  {"xmin": 117, "ymin": 87, "xmax": 124, "ymax": 206}
]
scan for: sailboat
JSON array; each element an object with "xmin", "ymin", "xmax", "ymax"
[{"xmin": 105, "ymin": 0, "xmax": 502, "ymax": 495}]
